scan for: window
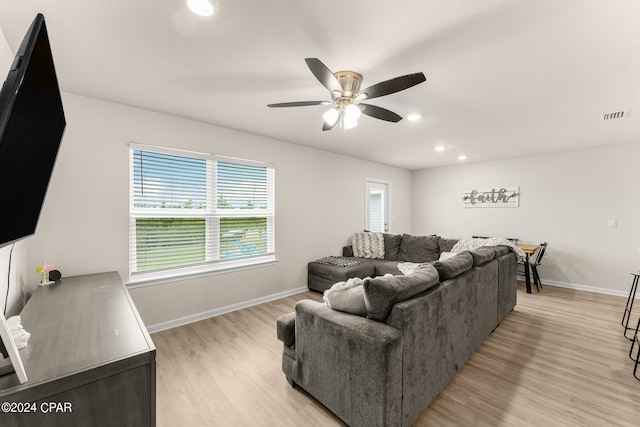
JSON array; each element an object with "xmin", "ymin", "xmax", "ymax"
[
  {"xmin": 129, "ymin": 144, "xmax": 275, "ymax": 282},
  {"xmin": 365, "ymin": 179, "xmax": 390, "ymax": 232}
]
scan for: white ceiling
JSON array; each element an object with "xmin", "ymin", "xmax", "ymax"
[{"xmin": 1, "ymin": 0, "xmax": 639, "ymax": 170}]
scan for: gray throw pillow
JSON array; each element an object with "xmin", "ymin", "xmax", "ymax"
[
  {"xmin": 363, "ymin": 263, "xmax": 439, "ymax": 321},
  {"xmin": 383, "ymin": 233, "xmax": 402, "ymax": 261},
  {"xmin": 438, "ymin": 238, "xmax": 459, "ymax": 253},
  {"xmin": 399, "ymin": 234, "xmax": 441, "ymax": 262},
  {"xmin": 431, "ymin": 251, "xmax": 473, "ymax": 280}
]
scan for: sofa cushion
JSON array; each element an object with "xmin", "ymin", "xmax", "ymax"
[
  {"xmin": 431, "ymin": 251, "xmax": 473, "ymax": 280},
  {"xmin": 492, "ymin": 245, "xmax": 510, "ymax": 256},
  {"xmin": 383, "ymin": 233, "xmax": 402, "ymax": 260},
  {"xmin": 438, "ymin": 238, "xmax": 459, "ymax": 253},
  {"xmin": 308, "ymin": 259, "xmax": 378, "ymax": 293},
  {"xmin": 399, "ymin": 234, "xmax": 441, "ymax": 262},
  {"xmin": 469, "ymin": 247, "xmax": 495, "ymax": 266},
  {"xmin": 363, "ymin": 263, "xmax": 439, "ymax": 321}
]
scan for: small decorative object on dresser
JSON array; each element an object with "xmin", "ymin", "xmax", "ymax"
[
  {"xmin": 36, "ymin": 261, "xmax": 55, "ymax": 286},
  {"xmin": 48, "ymin": 269, "xmax": 62, "ymax": 281}
]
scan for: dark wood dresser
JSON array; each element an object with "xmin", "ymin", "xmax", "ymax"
[{"xmin": 0, "ymin": 271, "xmax": 155, "ymax": 426}]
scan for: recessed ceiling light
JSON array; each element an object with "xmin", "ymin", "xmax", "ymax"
[
  {"xmin": 458, "ymin": 154, "xmax": 467, "ymax": 160},
  {"xmin": 187, "ymin": 0, "xmax": 215, "ymax": 16},
  {"xmin": 407, "ymin": 113, "xmax": 422, "ymax": 121},
  {"xmin": 434, "ymin": 145, "xmax": 446, "ymax": 152}
]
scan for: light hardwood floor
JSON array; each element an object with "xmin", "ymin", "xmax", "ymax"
[{"xmin": 153, "ymin": 283, "xmax": 640, "ymax": 426}]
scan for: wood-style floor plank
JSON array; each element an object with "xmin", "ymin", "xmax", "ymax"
[{"xmin": 153, "ymin": 283, "xmax": 640, "ymax": 426}]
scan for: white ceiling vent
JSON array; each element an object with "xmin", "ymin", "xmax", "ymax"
[{"xmin": 601, "ymin": 110, "xmax": 629, "ymax": 121}]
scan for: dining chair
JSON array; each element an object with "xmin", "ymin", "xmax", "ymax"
[
  {"xmin": 472, "ymin": 235, "xmax": 519, "ymax": 242},
  {"xmin": 519, "ymin": 242, "xmax": 548, "ymax": 291}
]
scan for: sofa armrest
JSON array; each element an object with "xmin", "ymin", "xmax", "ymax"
[
  {"xmin": 294, "ymin": 299, "xmax": 403, "ymax": 427},
  {"xmin": 296, "ymin": 299, "xmax": 402, "ymax": 350},
  {"xmin": 276, "ymin": 312, "xmax": 296, "ymax": 346}
]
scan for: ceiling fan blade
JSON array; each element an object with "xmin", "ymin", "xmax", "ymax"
[
  {"xmin": 357, "ymin": 72, "xmax": 426, "ymax": 100},
  {"xmin": 267, "ymin": 101, "xmax": 331, "ymax": 108},
  {"xmin": 359, "ymin": 103, "xmax": 403, "ymax": 122},
  {"xmin": 305, "ymin": 58, "xmax": 343, "ymax": 94}
]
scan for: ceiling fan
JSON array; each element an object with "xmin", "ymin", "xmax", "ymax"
[{"xmin": 267, "ymin": 58, "xmax": 426, "ymax": 131}]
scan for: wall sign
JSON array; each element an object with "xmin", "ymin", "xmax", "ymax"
[{"xmin": 462, "ymin": 186, "xmax": 519, "ymax": 208}]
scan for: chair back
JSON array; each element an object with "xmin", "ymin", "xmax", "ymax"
[
  {"xmin": 534, "ymin": 242, "xmax": 548, "ymax": 265},
  {"xmin": 472, "ymin": 235, "xmax": 519, "ymax": 242}
]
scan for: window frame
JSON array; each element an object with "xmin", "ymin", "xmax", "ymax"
[{"xmin": 128, "ymin": 143, "xmax": 276, "ymax": 286}]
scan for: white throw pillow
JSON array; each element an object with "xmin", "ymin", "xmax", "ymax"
[
  {"xmin": 323, "ymin": 277, "xmax": 367, "ymax": 316},
  {"xmin": 352, "ymin": 232, "xmax": 385, "ymax": 259},
  {"xmin": 324, "ymin": 274, "xmax": 393, "ymax": 316}
]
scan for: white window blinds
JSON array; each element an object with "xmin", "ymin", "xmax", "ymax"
[{"xmin": 129, "ymin": 144, "xmax": 275, "ymax": 281}]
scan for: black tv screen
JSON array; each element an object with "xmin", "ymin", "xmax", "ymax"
[{"xmin": 0, "ymin": 13, "xmax": 66, "ymax": 248}]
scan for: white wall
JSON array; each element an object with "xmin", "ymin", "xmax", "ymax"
[
  {"xmin": 411, "ymin": 142, "xmax": 640, "ymax": 293},
  {"xmin": 28, "ymin": 92, "xmax": 412, "ymax": 328},
  {"xmin": 0, "ymin": 25, "xmax": 11, "ymax": 70}
]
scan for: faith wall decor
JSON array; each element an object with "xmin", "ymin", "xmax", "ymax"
[{"xmin": 462, "ymin": 186, "xmax": 519, "ymax": 208}]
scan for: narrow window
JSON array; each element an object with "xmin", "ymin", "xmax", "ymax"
[{"xmin": 365, "ymin": 179, "xmax": 391, "ymax": 232}]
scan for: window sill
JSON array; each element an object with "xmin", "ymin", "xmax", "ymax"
[{"xmin": 126, "ymin": 256, "xmax": 278, "ymax": 289}]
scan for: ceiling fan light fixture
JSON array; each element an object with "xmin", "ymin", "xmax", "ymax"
[
  {"xmin": 407, "ymin": 113, "xmax": 422, "ymax": 121},
  {"xmin": 344, "ymin": 116, "xmax": 359, "ymax": 129},
  {"xmin": 187, "ymin": 0, "xmax": 215, "ymax": 16},
  {"xmin": 267, "ymin": 58, "xmax": 426, "ymax": 132},
  {"xmin": 344, "ymin": 103, "xmax": 361, "ymax": 121},
  {"xmin": 322, "ymin": 108, "xmax": 340, "ymax": 126}
]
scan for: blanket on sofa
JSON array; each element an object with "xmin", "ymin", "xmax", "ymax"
[
  {"xmin": 451, "ymin": 237, "xmax": 526, "ymax": 260},
  {"xmin": 314, "ymin": 256, "xmax": 361, "ymax": 268}
]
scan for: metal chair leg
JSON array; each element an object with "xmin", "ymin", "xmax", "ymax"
[
  {"xmin": 530, "ymin": 266, "xmax": 539, "ymax": 291},
  {"xmin": 623, "ymin": 273, "xmax": 640, "ymax": 340},
  {"xmin": 629, "ymin": 316, "xmax": 640, "ymax": 382},
  {"xmin": 532, "ymin": 265, "xmax": 542, "ymax": 289}
]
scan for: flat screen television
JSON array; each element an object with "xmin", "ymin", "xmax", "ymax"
[{"xmin": 0, "ymin": 13, "xmax": 66, "ymax": 248}]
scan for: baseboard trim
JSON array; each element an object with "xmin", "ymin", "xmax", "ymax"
[
  {"xmin": 148, "ymin": 277, "xmax": 631, "ymax": 333},
  {"xmin": 146, "ymin": 286, "xmax": 308, "ymax": 333},
  {"xmin": 517, "ymin": 275, "xmax": 630, "ymax": 298}
]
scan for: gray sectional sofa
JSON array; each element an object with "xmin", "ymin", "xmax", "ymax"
[
  {"xmin": 276, "ymin": 233, "xmax": 518, "ymax": 427},
  {"xmin": 308, "ymin": 233, "xmax": 458, "ymax": 293}
]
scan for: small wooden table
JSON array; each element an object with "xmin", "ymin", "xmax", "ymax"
[{"xmin": 516, "ymin": 243, "xmax": 540, "ymax": 294}]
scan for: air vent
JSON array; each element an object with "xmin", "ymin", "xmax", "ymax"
[{"xmin": 601, "ymin": 110, "xmax": 629, "ymax": 121}]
